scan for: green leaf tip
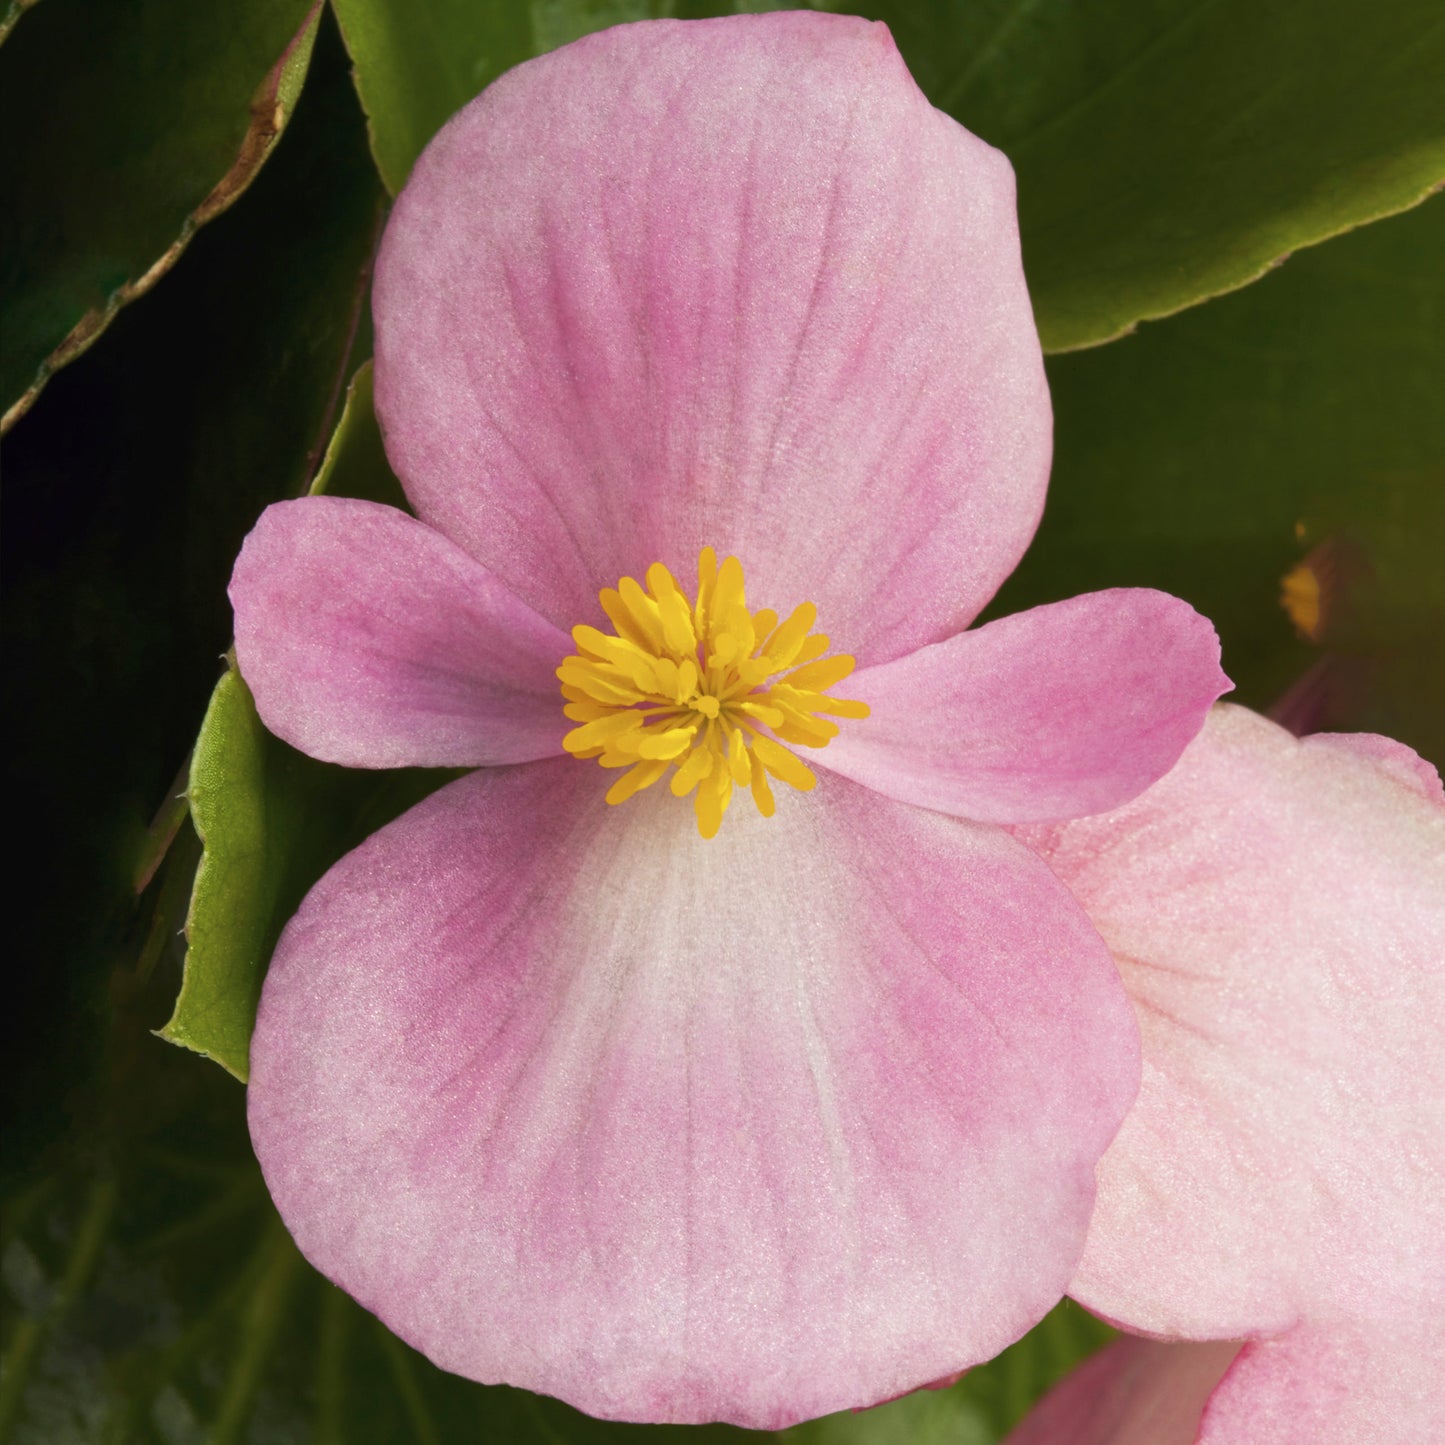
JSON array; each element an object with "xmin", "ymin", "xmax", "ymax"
[{"xmin": 159, "ymin": 663, "xmax": 271, "ymax": 1082}]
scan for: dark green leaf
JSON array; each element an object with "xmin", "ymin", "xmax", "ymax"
[
  {"xmin": 949, "ymin": 1302, "xmax": 1114, "ymax": 1437},
  {"xmin": 989, "ymin": 195, "xmax": 1445, "ymax": 768},
  {"xmin": 330, "ymin": 0, "xmax": 780, "ymax": 193},
  {"xmin": 0, "ymin": 0, "xmax": 43, "ymax": 47},
  {"xmin": 0, "ymin": 0, "xmax": 324, "ymax": 428},
  {"xmin": 1, "ymin": 2, "xmax": 381, "ymax": 1184},
  {"xmin": 862, "ymin": 0, "xmax": 1445, "ymax": 349},
  {"xmin": 782, "ymin": 1300, "xmax": 1110, "ymax": 1443},
  {"xmin": 330, "ymin": 0, "xmax": 535, "ymax": 194}
]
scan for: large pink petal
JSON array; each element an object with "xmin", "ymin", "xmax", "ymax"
[
  {"xmin": 249, "ymin": 763, "xmax": 1137, "ymax": 1427},
  {"xmin": 231, "ymin": 498, "xmax": 569, "ymax": 767},
  {"xmin": 1004, "ymin": 1336, "xmax": 1240, "ymax": 1445},
  {"xmin": 373, "ymin": 13, "xmax": 1050, "ymax": 664},
  {"xmin": 819, "ymin": 591, "xmax": 1228, "ymax": 823},
  {"xmin": 1016, "ymin": 705, "xmax": 1445, "ymax": 1439}
]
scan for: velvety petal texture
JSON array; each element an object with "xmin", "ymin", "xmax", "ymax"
[
  {"xmin": 249, "ymin": 764, "xmax": 1139, "ymax": 1428},
  {"xmin": 1197, "ymin": 1325, "xmax": 1445, "ymax": 1445},
  {"xmin": 231, "ymin": 498, "xmax": 569, "ymax": 767},
  {"xmin": 373, "ymin": 12, "xmax": 1050, "ymax": 664},
  {"xmin": 820, "ymin": 590, "xmax": 1229, "ymax": 823},
  {"xmin": 1016, "ymin": 705, "xmax": 1445, "ymax": 1442}
]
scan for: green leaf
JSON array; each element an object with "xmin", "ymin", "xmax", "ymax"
[
  {"xmin": 863, "ymin": 0, "xmax": 1445, "ymax": 350},
  {"xmin": 782, "ymin": 1300, "xmax": 1110, "ymax": 1443},
  {"xmin": 331, "ymin": 0, "xmax": 773, "ymax": 193},
  {"xmin": 0, "ymin": 0, "xmax": 324, "ymax": 429},
  {"xmin": 950, "ymin": 1301, "xmax": 1114, "ymax": 1437},
  {"xmin": 787, "ymin": 1385, "xmax": 992, "ymax": 1445},
  {"xmin": 160, "ymin": 664, "xmax": 283, "ymax": 1080},
  {"xmin": 988, "ymin": 195, "xmax": 1445, "ymax": 768},
  {"xmin": 0, "ymin": 0, "xmax": 42, "ymax": 47},
  {"xmin": 2, "ymin": 7, "xmax": 383, "ymax": 1168},
  {"xmin": 329, "ymin": 0, "xmax": 534, "ymax": 194}
]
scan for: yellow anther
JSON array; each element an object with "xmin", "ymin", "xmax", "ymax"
[{"xmin": 557, "ymin": 549, "xmax": 869, "ymax": 837}]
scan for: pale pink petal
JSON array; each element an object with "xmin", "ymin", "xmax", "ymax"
[
  {"xmin": 1004, "ymin": 1337, "xmax": 1240, "ymax": 1445},
  {"xmin": 373, "ymin": 13, "xmax": 1050, "ymax": 663},
  {"xmin": 1308, "ymin": 729, "xmax": 1445, "ymax": 804},
  {"xmin": 1198, "ymin": 1326, "xmax": 1445, "ymax": 1443},
  {"xmin": 231, "ymin": 498, "xmax": 569, "ymax": 767},
  {"xmin": 249, "ymin": 764, "xmax": 1137, "ymax": 1428},
  {"xmin": 1016, "ymin": 705, "xmax": 1445, "ymax": 1440},
  {"xmin": 1009, "ymin": 1327, "xmax": 1445, "ymax": 1445},
  {"xmin": 820, "ymin": 591, "xmax": 1227, "ymax": 823}
]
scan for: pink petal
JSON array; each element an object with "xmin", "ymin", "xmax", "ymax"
[
  {"xmin": 1198, "ymin": 1326, "xmax": 1445, "ymax": 1443},
  {"xmin": 231, "ymin": 498, "xmax": 569, "ymax": 767},
  {"xmin": 1309, "ymin": 729, "xmax": 1445, "ymax": 804},
  {"xmin": 373, "ymin": 13, "xmax": 1050, "ymax": 664},
  {"xmin": 819, "ymin": 590, "xmax": 1228, "ymax": 823},
  {"xmin": 1009, "ymin": 1328, "xmax": 1445, "ymax": 1445},
  {"xmin": 249, "ymin": 763, "xmax": 1138, "ymax": 1427},
  {"xmin": 1016, "ymin": 705, "xmax": 1445, "ymax": 1438},
  {"xmin": 1004, "ymin": 1336, "xmax": 1240, "ymax": 1445}
]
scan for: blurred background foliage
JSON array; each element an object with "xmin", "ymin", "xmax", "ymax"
[{"xmin": 2, "ymin": 0, "xmax": 1440, "ymax": 1439}]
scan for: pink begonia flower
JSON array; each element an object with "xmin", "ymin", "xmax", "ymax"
[
  {"xmin": 1007, "ymin": 705, "xmax": 1445, "ymax": 1444},
  {"xmin": 231, "ymin": 13, "xmax": 1228, "ymax": 1428}
]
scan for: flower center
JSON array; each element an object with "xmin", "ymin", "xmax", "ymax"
[{"xmin": 558, "ymin": 548, "xmax": 869, "ymax": 838}]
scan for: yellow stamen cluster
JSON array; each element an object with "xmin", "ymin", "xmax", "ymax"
[{"xmin": 559, "ymin": 548, "xmax": 869, "ymax": 838}]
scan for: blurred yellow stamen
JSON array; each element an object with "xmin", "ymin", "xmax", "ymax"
[{"xmin": 559, "ymin": 548, "xmax": 869, "ymax": 838}]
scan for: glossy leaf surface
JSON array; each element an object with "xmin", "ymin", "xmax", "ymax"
[{"xmin": 865, "ymin": 0, "xmax": 1445, "ymax": 347}]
